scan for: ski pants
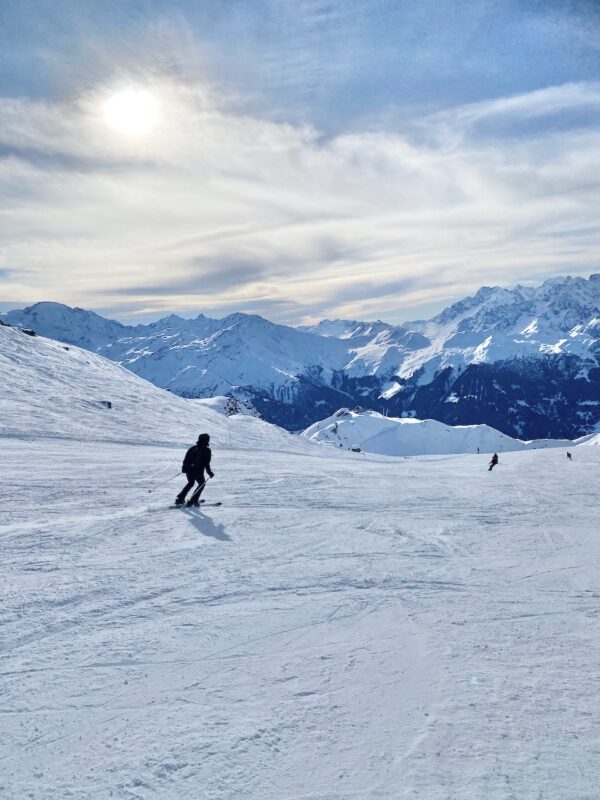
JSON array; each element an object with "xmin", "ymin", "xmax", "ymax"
[{"xmin": 177, "ymin": 472, "xmax": 207, "ymax": 503}]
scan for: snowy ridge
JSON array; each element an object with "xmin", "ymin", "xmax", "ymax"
[
  {"xmin": 579, "ymin": 432, "xmax": 600, "ymax": 446},
  {"xmin": 298, "ymin": 318, "xmax": 392, "ymax": 342},
  {"xmin": 300, "ymin": 274, "xmax": 600, "ymax": 380},
  {"xmin": 390, "ymin": 274, "xmax": 600, "ymax": 383},
  {"xmin": 1, "ymin": 302, "xmax": 126, "ymax": 347},
  {"xmin": 301, "ymin": 408, "xmax": 584, "ymax": 456},
  {"xmin": 4, "ymin": 275, "xmax": 599, "ymax": 380},
  {"xmin": 2, "ymin": 273, "xmax": 600, "ymax": 437}
]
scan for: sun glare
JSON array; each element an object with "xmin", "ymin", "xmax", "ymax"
[{"xmin": 103, "ymin": 89, "xmax": 159, "ymax": 136}]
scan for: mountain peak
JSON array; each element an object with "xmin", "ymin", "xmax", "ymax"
[
  {"xmin": 0, "ymin": 300, "xmax": 125, "ymax": 347},
  {"xmin": 539, "ymin": 275, "xmax": 574, "ymax": 288},
  {"xmin": 220, "ymin": 312, "xmax": 277, "ymax": 331}
]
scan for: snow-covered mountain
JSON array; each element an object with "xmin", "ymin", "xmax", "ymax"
[
  {"xmin": 1, "ymin": 302, "xmax": 126, "ymax": 348},
  {"xmin": 302, "ymin": 407, "xmax": 590, "ymax": 457},
  {"xmin": 1, "ymin": 304, "xmax": 352, "ymax": 430},
  {"xmin": 0, "ymin": 322, "xmax": 295, "ymax": 452},
  {"xmin": 395, "ymin": 274, "xmax": 600, "ymax": 379},
  {"xmin": 3, "ymin": 273, "xmax": 600, "ymax": 438},
  {"xmin": 298, "ymin": 318, "xmax": 393, "ymax": 342}
]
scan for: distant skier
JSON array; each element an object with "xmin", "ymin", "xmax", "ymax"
[
  {"xmin": 477, "ymin": 447, "xmax": 480, "ymax": 454},
  {"xmin": 488, "ymin": 452, "xmax": 499, "ymax": 471},
  {"xmin": 175, "ymin": 433, "xmax": 215, "ymax": 507},
  {"xmin": 567, "ymin": 451, "xmax": 573, "ymax": 461}
]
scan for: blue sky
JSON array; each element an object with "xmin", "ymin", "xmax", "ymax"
[{"xmin": 0, "ymin": 0, "xmax": 599, "ymax": 323}]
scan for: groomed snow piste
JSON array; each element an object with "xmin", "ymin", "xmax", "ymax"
[{"xmin": 1, "ymin": 324, "xmax": 599, "ymax": 799}]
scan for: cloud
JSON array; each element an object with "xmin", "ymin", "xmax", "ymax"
[
  {"xmin": 428, "ymin": 81, "xmax": 600, "ymax": 127},
  {"xmin": 0, "ymin": 78, "xmax": 599, "ymax": 323},
  {"xmin": 419, "ymin": 81, "xmax": 600, "ymax": 147}
]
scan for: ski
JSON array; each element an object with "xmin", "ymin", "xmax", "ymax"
[{"xmin": 169, "ymin": 501, "xmax": 222, "ymax": 509}]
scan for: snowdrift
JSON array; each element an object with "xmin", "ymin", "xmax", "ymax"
[{"xmin": 301, "ymin": 408, "xmax": 578, "ymax": 456}]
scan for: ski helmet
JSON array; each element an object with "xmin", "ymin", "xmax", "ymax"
[{"xmin": 197, "ymin": 433, "xmax": 210, "ymax": 445}]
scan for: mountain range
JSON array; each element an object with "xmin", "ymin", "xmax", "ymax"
[{"xmin": 3, "ymin": 273, "xmax": 600, "ymax": 438}]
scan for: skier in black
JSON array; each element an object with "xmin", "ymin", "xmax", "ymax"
[
  {"xmin": 175, "ymin": 433, "xmax": 214, "ymax": 507},
  {"xmin": 488, "ymin": 452, "xmax": 499, "ymax": 471},
  {"xmin": 567, "ymin": 451, "xmax": 573, "ymax": 461}
]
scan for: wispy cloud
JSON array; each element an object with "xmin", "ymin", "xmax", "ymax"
[
  {"xmin": 427, "ymin": 82, "xmax": 600, "ymax": 127},
  {"xmin": 0, "ymin": 78, "xmax": 599, "ymax": 323}
]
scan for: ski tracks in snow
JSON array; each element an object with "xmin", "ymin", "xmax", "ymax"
[{"xmin": 1, "ymin": 439, "xmax": 599, "ymax": 798}]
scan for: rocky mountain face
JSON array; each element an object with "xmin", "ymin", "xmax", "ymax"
[{"xmin": 3, "ymin": 273, "xmax": 599, "ymax": 437}]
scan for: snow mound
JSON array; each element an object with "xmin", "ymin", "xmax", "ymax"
[{"xmin": 301, "ymin": 408, "xmax": 574, "ymax": 456}]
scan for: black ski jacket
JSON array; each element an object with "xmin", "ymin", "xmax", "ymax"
[{"xmin": 182, "ymin": 444, "xmax": 213, "ymax": 477}]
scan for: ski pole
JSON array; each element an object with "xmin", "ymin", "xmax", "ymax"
[
  {"xmin": 187, "ymin": 476, "xmax": 212, "ymax": 502},
  {"xmin": 148, "ymin": 471, "xmax": 181, "ymax": 493}
]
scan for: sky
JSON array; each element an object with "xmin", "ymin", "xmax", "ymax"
[{"xmin": 0, "ymin": 0, "xmax": 599, "ymax": 325}]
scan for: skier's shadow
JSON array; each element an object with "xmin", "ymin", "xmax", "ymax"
[{"xmin": 184, "ymin": 509, "xmax": 231, "ymax": 542}]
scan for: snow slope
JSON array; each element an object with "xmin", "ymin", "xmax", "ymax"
[
  {"xmin": 2, "ymin": 313, "xmax": 600, "ymax": 799},
  {"xmin": 579, "ymin": 432, "xmax": 600, "ymax": 446},
  {"xmin": 0, "ymin": 324, "xmax": 296, "ymax": 451},
  {"xmin": 301, "ymin": 408, "xmax": 581, "ymax": 456}
]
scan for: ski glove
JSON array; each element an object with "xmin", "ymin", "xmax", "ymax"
[{"xmin": 208, "ymin": 471, "xmax": 215, "ymax": 479}]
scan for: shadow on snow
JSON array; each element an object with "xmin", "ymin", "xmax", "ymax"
[{"xmin": 183, "ymin": 508, "xmax": 231, "ymax": 542}]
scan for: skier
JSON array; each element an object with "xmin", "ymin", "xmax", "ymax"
[
  {"xmin": 567, "ymin": 451, "xmax": 573, "ymax": 461},
  {"xmin": 175, "ymin": 433, "xmax": 215, "ymax": 507},
  {"xmin": 488, "ymin": 452, "xmax": 499, "ymax": 471}
]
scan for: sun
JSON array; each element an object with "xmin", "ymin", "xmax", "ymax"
[{"xmin": 103, "ymin": 89, "xmax": 159, "ymax": 136}]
